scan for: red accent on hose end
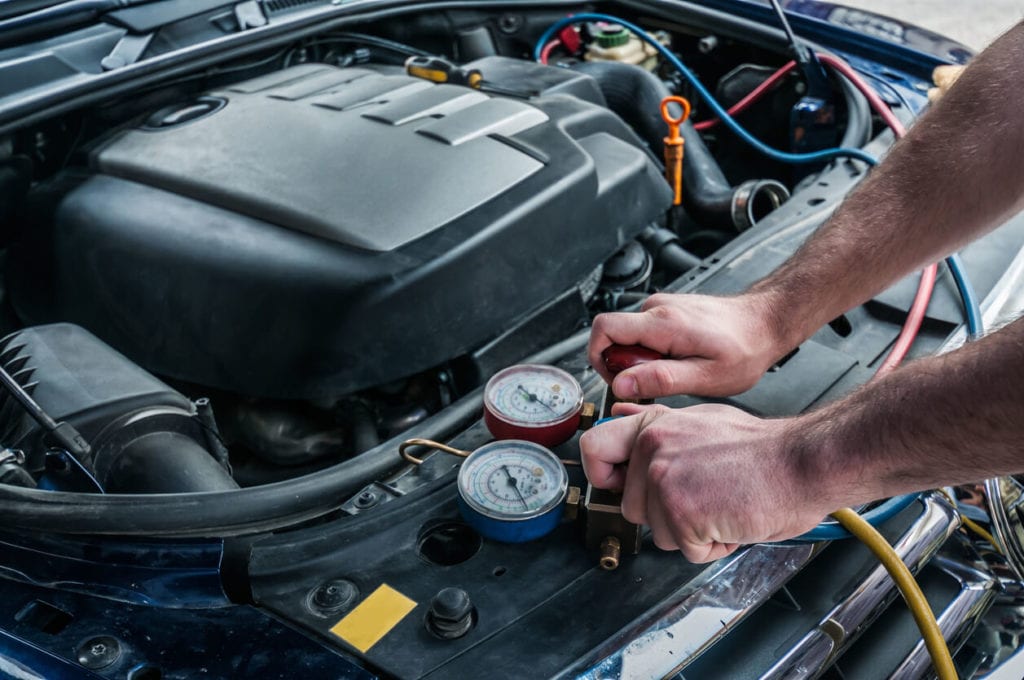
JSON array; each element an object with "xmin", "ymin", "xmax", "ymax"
[
  {"xmin": 558, "ymin": 26, "xmax": 582, "ymax": 53},
  {"xmin": 602, "ymin": 345, "xmax": 665, "ymax": 375}
]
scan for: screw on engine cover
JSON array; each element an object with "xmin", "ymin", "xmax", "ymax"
[
  {"xmin": 307, "ymin": 579, "xmax": 358, "ymax": 617},
  {"xmin": 497, "ymin": 14, "xmax": 523, "ymax": 34},
  {"xmin": 76, "ymin": 635, "xmax": 121, "ymax": 670},
  {"xmin": 354, "ymin": 490, "xmax": 378, "ymax": 509},
  {"xmin": 425, "ymin": 587, "xmax": 474, "ymax": 640}
]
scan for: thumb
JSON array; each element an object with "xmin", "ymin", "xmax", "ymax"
[{"xmin": 612, "ymin": 358, "xmax": 713, "ymax": 399}]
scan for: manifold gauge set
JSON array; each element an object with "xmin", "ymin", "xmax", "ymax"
[
  {"xmin": 402, "ymin": 363, "xmax": 588, "ymax": 544},
  {"xmin": 401, "ymin": 345, "xmax": 659, "ymax": 564}
]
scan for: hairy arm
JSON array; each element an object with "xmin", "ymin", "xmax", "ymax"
[
  {"xmin": 797, "ymin": 316, "xmax": 1024, "ymax": 506},
  {"xmin": 581, "ymin": 24, "xmax": 1024, "ymax": 563},
  {"xmin": 753, "ymin": 21, "xmax": 1024, "ymax": 349},
  {"xmin": 590, "ymin": 22, "xmax": 1024, "ymax": 399}
]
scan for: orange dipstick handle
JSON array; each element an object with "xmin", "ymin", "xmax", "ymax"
[{"xmin": 660, "ymin": 95, "xmax": 691, "ymax": 206}]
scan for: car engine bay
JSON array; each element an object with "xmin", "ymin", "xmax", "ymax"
[{"xmin": 0, "ymin": 1, "xmax": 1023, "ymax": 678}]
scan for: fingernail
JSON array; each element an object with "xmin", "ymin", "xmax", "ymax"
[{"xmin": 615, "ymin": 375, "xmax": 639, "ymax": 398}]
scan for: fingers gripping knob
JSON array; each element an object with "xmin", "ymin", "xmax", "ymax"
[{"xmin": 601, "ymin": 345, "xmax": 665, "ymax": 375}]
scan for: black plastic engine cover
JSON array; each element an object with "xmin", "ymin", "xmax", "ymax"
[{"xmin": 10, "ymin": 63, "xmax": 671, "ymax": 398}]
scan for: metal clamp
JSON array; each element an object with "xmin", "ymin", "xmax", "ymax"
[{"xmin": 0, "ymin": 448, "xmax": 25, "ymax": 467}]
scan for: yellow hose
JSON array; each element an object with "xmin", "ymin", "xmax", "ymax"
[
  {"xmin": 830, "ymin": 507, "xmax": 958, "ymax": 680},
  {"xmin": 960, "ymin": 515, "xmax": 1002, "ymax": 554},
  {"xmin": 936, "ymin": 490, "xmax": 1003, "ymax": 554}
]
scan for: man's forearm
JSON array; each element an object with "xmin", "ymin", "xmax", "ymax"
[
  {"xmin": 791, "ymin": 316, "xmax": 1024, "ymax": 508},
  {"xmin": 751, "ymin": 22, "xmax": 1024, "ymax": 350}
]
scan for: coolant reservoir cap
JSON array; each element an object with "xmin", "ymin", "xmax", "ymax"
[{"xmin": 594, "ymin": 24, "xmax": 630, "ymax": 48}]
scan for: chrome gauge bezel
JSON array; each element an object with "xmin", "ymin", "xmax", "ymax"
[
  {"xmin": 457, "ymin": 440, "xmax": 569, "ymax": 522},
  {"xmin": 483, "ymin": 364, "xmax": 585, "ymax": 429}
]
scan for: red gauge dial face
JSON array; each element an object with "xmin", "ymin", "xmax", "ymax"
[{"xmin": 483, "ymin": 364, "xmax": 584, "ymax": 447}]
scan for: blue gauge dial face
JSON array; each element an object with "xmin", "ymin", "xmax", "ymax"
[
  {"xmin": 484, "ymin": 364, "xmax": 583, "ymax": 426},
  {"xmin": 458, "ymin": 441, "xmax": 568, "ymax": 520}
]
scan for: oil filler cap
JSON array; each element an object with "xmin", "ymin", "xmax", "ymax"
[{"xmin": 426, "ymin": 587, "xmax": 474, "ymax": 640}]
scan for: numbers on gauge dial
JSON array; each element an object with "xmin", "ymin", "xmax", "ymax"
[
  {"xmin": 460, "ymin": 443, "xmax": 567, "ymax": 519},
  {"xmin": 486, "ymin": 366, "xmax": 582, "ymax": 425}
]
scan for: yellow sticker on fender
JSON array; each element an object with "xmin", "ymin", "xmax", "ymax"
[{"xmin": 329, "ymin": 584, "xmax": 417, "ymax": 653}]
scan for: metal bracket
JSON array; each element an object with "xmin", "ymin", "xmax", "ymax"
[{"xmin": 583, "ymin": 484, "xmax": 642, "ymax": 570}]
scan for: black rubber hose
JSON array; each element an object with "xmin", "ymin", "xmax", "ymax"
[
  {"xmin": 571, "ymin": 60, "xmax": 789, "ymax": 231},
  {"xmin": 0, "ymin": 332, "xmax": 591, "ymax": 537},
  {"xmin": 638, "ymin": 225, "xmax": 703, "ymax": 274},
  {"xmin": 0, "ymin": 463, "xmax": 34, "ymax": 487},
  {"xmin": 349, "ymin": 401, "xmax": 381, "ymax": 455},
  {"xmin": 836, "ymin": 66, "xmax": 872, "ymax": 149},
  {"xmin": 100, "ymin": 432, "xmax": 239, "ymax": 494}
]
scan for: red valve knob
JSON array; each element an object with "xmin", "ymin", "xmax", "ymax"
[{"xmin": 601, "ymin": 345, "xmax": 665, "ymax": 375}]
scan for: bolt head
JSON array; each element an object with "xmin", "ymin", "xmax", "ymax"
[
  {"xmin": 76, "ymin": 636, "xmax": 121, "ymax": 670},
  {"xmin": 430, "ymin": 587, "xmax": 472, "ymax": 621},
  {"xmin": 355, "ymin": 490, "xmax": 378, "ymax": 508},
  {"xmin": 308, "ymin": 579, "xmax": 358, "ymax": 616}
]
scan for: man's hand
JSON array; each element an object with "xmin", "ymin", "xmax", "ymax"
[
  {"xmin": 579, "ymin": 402, "xmax": 832, "ymax": 563},
  {"xmin": 588, "ymin": 293, "xmax": 788, "ymax": 399}
]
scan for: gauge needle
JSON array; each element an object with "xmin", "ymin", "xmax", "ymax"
[
  {"xmin": 502, "ymin": 465, "xmax": 529, "ymax": 508},
  {"xmin": 517, "ymin": 384, "xmax": 557, "ymax": 414}
]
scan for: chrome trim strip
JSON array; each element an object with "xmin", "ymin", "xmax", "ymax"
[
  {"xmin": 889, "ymin": 555, "xmax": 997, "ymax": 679},
  {"xmin": 759, "ymin": 493, "xmax": 959, "ymax": 679},
  {"xmin": 967, "ymin": 241, "xmax": 1024, "ymax": 578},
  {"xmin": 561, "ymin": 542, "xmax": 819, "ymax": 680}
]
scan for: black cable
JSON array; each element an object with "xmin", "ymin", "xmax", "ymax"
[
  {"xmin": 0, "ymin": 365, "xmax": 93, "ymax": 468},
  {"xmin": 0, "ymin": 330, "xmax": 591, "ymax": 537},
  {"xmin": 767, "ymin": 0, "xmax": 810, "ymax": 65},
  {"xmin": 324, "ymin": 31, "xmax": 430, "ymax": 57},
  {"xmin": 285, "ymin": 32, "xmax": 430, "ymax": 67},
  {"xmin": 766, "ymin": 0, "xmax": 830, "ymax": 99},
  {"xmin": 835, "ymin": 67, "xmax": 873, "ymax": 148}
]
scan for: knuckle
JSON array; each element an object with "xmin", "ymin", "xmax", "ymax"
[
  {"xmin": 647, "ymin": 458, "xmax": 672, "ymax": 488},
  {"xmin": 590, "ymin": 313, "xmax": 611, "ymax": 336},
  {"xmin": 650, "ymin": 363, "xmax": 678, "ymax": 394},
  {"xmin": 636, "ymin": 423, "xmax": 669, "ymax": 452},
  {"xmin": 651, "ymin": 532, "xmax": 676, "ymax": 551},
  {"xmin": 648, "ymin": 304, "xmax": 681, "ymax": 324},
  {"xmin": 679, "ymin": 543, "xmax": 708, "ymax": 563},
  {"xmin": 641, "ymin": 293, "xmax": 673, "ymax": 311}
]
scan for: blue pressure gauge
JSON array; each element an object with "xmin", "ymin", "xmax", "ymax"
[{"xmin": 456, "ymin": 440, "xmax": 569, "ymax": 543}]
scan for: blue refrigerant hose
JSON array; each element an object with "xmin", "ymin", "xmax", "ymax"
[
  {"xmin": 550, "ymin": 14, "xmax": 987, "ymax": 540},
  {"xmin": 533, "ymin": 13, "xmax": 880, "ymax": 166}
]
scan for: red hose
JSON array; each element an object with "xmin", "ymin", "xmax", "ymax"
[
  {"xmin": 876, "ymin": 264, "xmax": 938, "ymax": 375},
  {"xmin": 695, "ymin": 50, "xmax": 928, "ymax": 371},
  {"xmin": 538, "ymin": 38, "xmax": 930, "ymax": 369},
  {"xmin": 694, "ymin": 60, "xmax": 798, "ymax": 131},
  {"xmin": 813, "ymin": 53, "xmax": 934, "ymax": 373},
  {"xmin": 539, "ymin": 38, "xmax": 561, "ymax": 65},
  {"xmin": 815, "ymin": 53, "xmax": 907, "ymax": 137}
]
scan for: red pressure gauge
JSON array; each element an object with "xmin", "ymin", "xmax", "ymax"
[{"xmin": 483, "ymin": 364, "xmax": 585, "ymax": 448}]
